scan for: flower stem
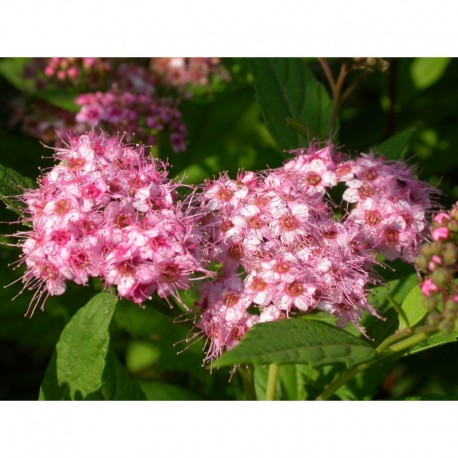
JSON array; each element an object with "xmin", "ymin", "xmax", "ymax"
[
  {"xmin": 238, "ymin": 366, "xmax": 257, "ymax": 401},
  {"xmin": 319, "ymin": 58, "xmax": 336, "ymax": 92},
  {"xmin": 265, "ymin": 363, "xmax": 280, "ymax": 401},
  {"xmin": 316, "ymin": 361, "xmax": 371, "ymax": 400},
  {"xmin": 327, "ymin": 61, "xmax": 348, "ymax": 135}
]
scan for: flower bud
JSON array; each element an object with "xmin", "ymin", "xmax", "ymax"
[
  {"xmin": 434, "ymin": 212, "xmax": 450, "ymax": 224},
  {"xmin": 445, "ymin": 299, "xmax": 458, "ymax": 311},
  {"xmin": 439, "ymin": 319, "xmax": 454, "ymax": 334},
  {"xmin": 427, "ymin": 311, "xmax": 442, "ymax": 325},
  {"xmin": 448, "ymin": 221, "xmax": 458, "ymax": 233},
  {"xmin": 432, "ymin": 227, "xmax": 450, "ymax": 241},
  {"xmin": 451, "ymin": 205, "xmax": 458, "ymax": 221},
  {"xmin": 431, "ymin": 241, "xmax": 444, "ymax": 255},
  {"xmin": 421, "ymin": 278, "xmax": 439, "ymax": 296},
  {"xmin": 415, "ymin": 254, "xmax": 429, "ymax": 272},
  {"xmin": 420, "ymin": 244, "xmax": 434, "ymax": 257},
  {"xmin": 442, "ymin": 242, "xmax": 458, "ymax": 266},
  {"xmin": 443, "ymin": 307, "xmax": 457, "ymax": 321},
  {"xmin": 423, "ymin": 296, "xmax": 437, "ymax": 312},
  {"xmin": 431, "ymin": 267, "xmax": 451, "ymax": 286}
]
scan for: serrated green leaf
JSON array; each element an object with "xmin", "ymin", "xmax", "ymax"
[
  {"xmin": 249, "ymin": 58, "xmax": 334, "ymax": 149},
  {"xmin": 411, "ymin": 58, "xmax": 450, "ymax": 90},
  {"xmin": 0, "ymin": 162, "xmax": 34, "ymax": 216},
  {"xmin": 212, "ymin": 320, "xmax": 376, "ymax": 368},
  {"xmin": 399, "ymin": 285, "xmax": 427, "ymax": 329},
  {"xmin": 375, "ymin": 127, "xmax": 417, "ymax": 160},
  {"xmin": 40, "ymin": 349, "xmax": 146, "ymax": 400},
  {"xmin": 54, "ymin": 292, "xmax": 117, "ymax": 399}
]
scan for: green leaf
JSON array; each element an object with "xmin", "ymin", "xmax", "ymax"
[
  {"xmin": 249, "ymin": 58, "xmax": 334, "ymax": 149},
  {"xmin": 34, "ymin": 88, "xmax": 79, "ymax": 112},
  {"xmin": 335, "ymin": 360, "xmax": 395, "ymax": 400},
  {"xmin": 212, "ymin": 320, "xmax": 376, "ymax": 368},
  {"xmin": 374, "ymin": 127, "xmax": 417, "ymax": 160},
  {"xmin": 404, "ymin": 329, "xmax": 458, "ymax": 358},
  {"xmin": 39, "ymin": 352, "xmax": 66, "ymax": 400},
  {"xmin": 398, "ymin": 285, "xmax": 427, "ymax": 329},
  {"xmin": 40, "ymin": 350, "xmax": 147, "ymax": 400},
  {"xmin": 0, "ymin": 162, "xmax": 35, "ymax": 216},
  {"xmin": 54, "ymin": 292, "xmax": 117, "ymax": 399},
  {"xmin": 0, "ymin": 58, "xmax": 34, "ymax": 92},
  {"xmin": 411, "ymin": 58, "xmax": 450, "ymax": 90},
  {"xmin": 254, "ymin": 362, "xmax": 348, "ymax": 400},
  {"xmin": 364, "ymin": 274, "xmax": 418, "ymax": 345}
]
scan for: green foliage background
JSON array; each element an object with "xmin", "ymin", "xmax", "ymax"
[{"xmin": 1, "ymin": 58, "xmax": 458, "ymax": 400}]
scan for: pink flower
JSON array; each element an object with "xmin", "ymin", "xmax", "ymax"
[
  {"xmin": 194, "ymin": 143, "xmax": 438, "ymax": 360},
  {"xmin": 14, "ymin": 133, "xmax": 208, "ymax": 314}
]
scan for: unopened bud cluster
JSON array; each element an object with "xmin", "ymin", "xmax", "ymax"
[{"xmin": 417, "ymin": 203, "xmax": 458, "ymax": 332}]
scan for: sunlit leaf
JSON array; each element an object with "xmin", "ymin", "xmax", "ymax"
[
  {"xmin": 54, "ymin": 292, "xmax": 117, "ymax": 399},
  {"xmin": 212, "ymin": 320, "xmax": 375, "ymax": 368},
  {"xmin": 398, "ymin": 285, "xmax": 427, "ymax": 329},
  {"xmin": 411, "ymin": 58, "xmax": 450, "ymax": 90}
]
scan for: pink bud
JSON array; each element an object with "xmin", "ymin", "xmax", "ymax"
[
  {"xmin": 421, "ymin": 278, "xmax": 439, "ymax": 297},
  {"xmin": 432, "ymin": 227, "xmax": 450, "ymax": 241},
  {"xmin": 44, "ymin": 66, "xmax": 54, "ymax": 77},
  {"xmin": 434, "ymin": 212, "xmax": 451, "ymax": 224},
  {"xmin": 67, "ymin": 67, "xmax": 79, "ymax": 78}
]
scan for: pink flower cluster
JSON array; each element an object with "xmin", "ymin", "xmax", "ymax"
[
  {"xmin": 341, "ymin": 153, "xmax": 435, "ymax": 262},
  {"xmin": 12, "ymin": 133, "xmax": 437, "ymax": 360},
  {"xmin": 15, "ymin": 59, "xmax": 189, "ymax": 152},
  {"xmin": 73, "ymin": 63, "xmax": 187, "ymax": 153},
  {"xmin": 194, "ymin": 144, "xmax": 437, "ymax": 360},
  {"xmin": 151, "ymin": 58, "xmax": 229, "ymax": 94},
  {"xmin": 25, "ymin": 58, "xmax": 113, "ymax": 90},
  {"xmin": 416, "ymin": 203, "xmax": 458, "ymax": 332},
  {"xmin": 76, "ymin": 88, "xmax": 186, "ymax": 153},
  {"xmin": 16, "ymin": 133, "xmax": 205, "ymax": 315}
]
